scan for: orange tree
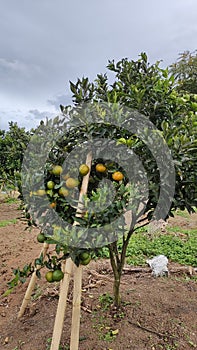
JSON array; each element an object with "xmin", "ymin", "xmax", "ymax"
[
  {"xmin": 7, "ymin": 53, "xmax": 197, "ymax": 307},
  {"xmin": 59, "ymin": 53, "xmax": 196, "ymax": 306}
]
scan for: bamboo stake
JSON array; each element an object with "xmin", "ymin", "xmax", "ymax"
[
  {"xmin": 18, "ymin": 242, "xmax": 49, "ymax": 318},
  {"xmin": 50, "ymin": 258, "xmax": 73, "ymax": 350}
]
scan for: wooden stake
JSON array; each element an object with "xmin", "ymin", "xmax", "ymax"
[
  {"xmin": 75, "ymin": 151, "xmax": 92, "ymax": 216},
  {"xmin": 50, "ymin": 258, "xmax": 73, "ymax": 350},
  {"xmin": 50, "ymin": 151, "xmax": 92, "ymax": 349},
  {"xmin": 19, "ymin": 151, "xmax": 92, "ymax": 350},
  {"xmin": 70, "ymin": 265, "xmax": 83, "ymax": 350},
  {"xmin": 69, "ymin": 151, "xmax": 92, "ymax": 349},
  {"xmin": 18, "ymin": 242, "xmax": 49, "ymax": 318}
]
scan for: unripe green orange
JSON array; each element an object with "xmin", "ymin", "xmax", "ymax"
[
  {"xmin": 47, "ymin": 181, "xmax": 55, "ymax": 189},
  {"xmin": 80, "ymin": 256, "xmax": 91, "ymax": 265},
  {"xmin": 52, "ymin": 270, "xmax": 64, "ymax": 281},
  {"xmin": 45, "ymin": 271, "xmax": 54, "ymax": 283},
  {"xmin": 37, "ymin": 233, "xmax": 46, "ymax": 243}
]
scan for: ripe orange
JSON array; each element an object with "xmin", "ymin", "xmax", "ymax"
[
  {"xmin": 79, "ymin": 164, "xmax": 90, "ymax": 176},
  {"xmin": 65, "ymin": 177, "xmax": 79, "ymax": 189},
  {"xmin": 50, "ymin": 202, "xmax": 56, "ymax": 209},
  {"xmin": 95, "ymin": 163, "xmax": 107, "ymax": 173},
  {"xmin": 112, "ymin": 171, "xmax": 124, "ymax": 181}
]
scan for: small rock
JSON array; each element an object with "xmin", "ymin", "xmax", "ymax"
[{"xmin": 4, "ymin": 336, "xmax": 9, "ymax": 344}]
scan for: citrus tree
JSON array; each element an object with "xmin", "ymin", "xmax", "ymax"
[
  {"xmin": 7, "ymin": 53, "xmax": 197, "ymax": 308},
  {"xmin": 58, "ymin": 53, "xmax": 196, "ymax": 305}
]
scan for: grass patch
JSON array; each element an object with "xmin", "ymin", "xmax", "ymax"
[
  {"xmin": 98, "ymin": 226, "xmax": 197, "ymax": 267},
  {"xmin": 172, "ymin": 208, "xmax": 197, "ymax": 218},
  {"xmin": 0, "ymin": 219, "xmax": 17, "ymax": 227},
  {"xmin": 4, "ymin": 197, "xmax": 19, "ymax": 204},
  {"xmin": 167, "ymin": 226, "xmax": 197, "ymax": 235},
  {"xmin": 125, "ymin": 230, "xmax": 197, "ymax": 266},
  {"xmin": 173, "ymin": 209, "xmax": 190, "ymax": 219}
]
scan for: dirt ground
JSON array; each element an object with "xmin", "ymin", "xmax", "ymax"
[{"xmin": 0, "ymin": 201, "xmax": 196, "ymax": 350}]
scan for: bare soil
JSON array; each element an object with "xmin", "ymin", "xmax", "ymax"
[{"xmin": 0, "ymin": 201, "xmax": 196, "ymax": 350}]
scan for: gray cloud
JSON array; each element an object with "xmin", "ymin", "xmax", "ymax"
[
  {"xmin": 48, "ymin": 94, "xmax": 72, "ymax": 110},
  {"xmin": 0, "ymin": 107, "xmax": 58, "ymax": 131},
  {"xmin": 28, "ymin": 109, "xmax": 56, "ymax": 120},
  {"xmin": 0, "ymin": 0, "xmax": 197, "ymax": 128}
]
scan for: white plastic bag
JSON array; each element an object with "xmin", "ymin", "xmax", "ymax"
[{"xmin": 146, "ymin": 255, "xmax": 169, "ymax": 277}]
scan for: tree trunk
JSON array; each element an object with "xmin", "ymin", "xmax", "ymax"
[
  {"xmin": 108, "ymin": 235, "xmax": 133, "ymax": 307},
  {"xmin": 113, "ymin": 273, "xmax": 121, "ymax": 307},
  {"xmin": 108, "ymin": 243, "xmax": 123, "ymax": 308}
]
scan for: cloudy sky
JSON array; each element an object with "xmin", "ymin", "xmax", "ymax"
[{"xmin": 0, "ymin": 0, "xmax": 196, "ymax": 130}]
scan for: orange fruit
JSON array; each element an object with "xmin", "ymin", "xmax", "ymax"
[
  {"xmin": 52, "ymin": 270, "xmax": 64, "ymax": 281},
  {"xmin": 65, "ymin": 177, "xmax": 79, "ymax": 189},
  {"xmin": 45, "ymin": 271, "xmax": 54, "ymax": 283},
  {"xmin": 36, "ymin": 189, "xmax": 46, "ymax": 196},
  {"xmin": 79, "ymin": 252, "xmax": 90, "ymax": 260},
  {"xmin": 62, "ymin": 173, "xmax": 70, "ymax": 180},
  {"xmin": 47, "ymin": 181, "xmax": 55, "ymax": 189},
  {"xmin": 79, "ymin": 252, "xmax": 91, "ymax": 265},
  {"xmin": 112, "ymin": 171, "xmax": 124, "ymax": 181},
  {"xmin": 52, "ymin": 165, "xmax": 62, "ymax": 176},
  {"xmin": 50, "ymin": 202, "xmax": 56, "ymax": 209},
  {"xmin": 95, "ymin": 163, "xmax": 107, "ymax": 173},
  {"xmin": 79, "ymin": 164, "xmax": 90, "ymax": 176},
  {"xmin": 59, "ymin": 187, "xmax": 69, "ymax": 196},
  {"xmin": 37, "ymin": 233, "xmax": 46, "ymax": 243},
  {"xmin": 80, "ymin": 256, "xmax": 91, "ymax": 265}
]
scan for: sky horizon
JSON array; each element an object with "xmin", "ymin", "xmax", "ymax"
[{"xmin": 0, "ymin": 0, "xmax": 197, "ymax": 130}]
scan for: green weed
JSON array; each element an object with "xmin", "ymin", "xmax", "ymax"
[
  {"xmin": 99, "ymin": 293, "xmax": 113, "ymax": 310},
  {"xmin": 0, "ymin": 218, "xmax": 17, "ymax": 227},
  {"xmin": 4, "ymin": 197, "xmax": 19, "ymax": 204}
]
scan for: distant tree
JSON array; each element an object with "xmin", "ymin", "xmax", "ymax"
[
  {"xmin": 0, "ymin": 122, "xmax": 32, "ymax": 192},
  {"xmin": 170, "ymin": 50, "xmax": 197, "ymax": 94}
]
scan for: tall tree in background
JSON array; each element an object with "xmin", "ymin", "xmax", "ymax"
[
  {"xmin": 0, "ymin": 122, "xmax": 32, "ymax": 191},
  {"xmin": 170, "ymin": 50, "xmax": 197, "ymax": 94}
]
